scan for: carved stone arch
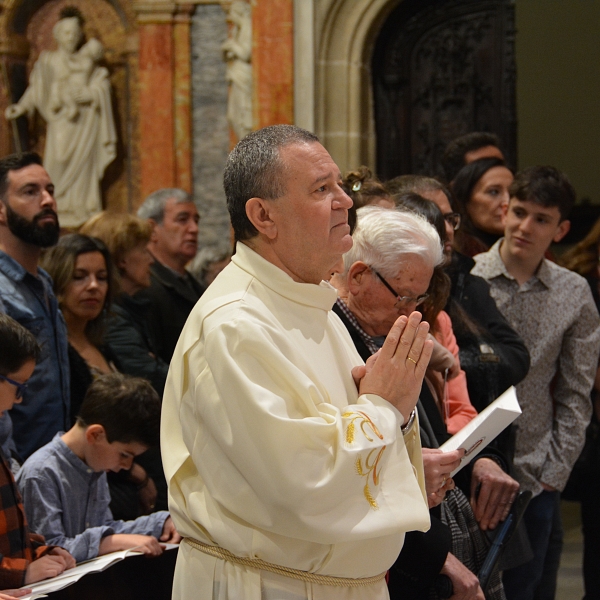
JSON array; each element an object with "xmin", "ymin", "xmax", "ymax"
[
  {"xmin": 315, "ymin": 0, "xmax": 401, "ymax": 174},
  {"xmin": 0, "ymin": 0, "xmax": 140, "ymax": 212}
]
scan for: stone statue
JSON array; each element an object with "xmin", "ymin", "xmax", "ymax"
[
  {"xmin": 222, "ymin": 1, "xmax": 252, "ymax": 142},
  {"xmin": 5, "ymin": 9, "xmax": 116, "ymax": 228}
]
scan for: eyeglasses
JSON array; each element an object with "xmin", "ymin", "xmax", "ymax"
[
  {"xmin": 371, "ymin": 268, "xmax": 429, "ymax": 309},
  {"xmin": 444, "ymin": 212, "xmax": 461, "ymax": 231},
  {"xmin": 0, "ymin": 373, "xmax": 28, "ymax": 399}
]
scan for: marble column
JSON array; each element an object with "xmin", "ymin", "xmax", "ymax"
[
  {"xmin": 191, "ymin": 4, "xmax": 230, "ymax": 249},
  {"xmin": 136, "ymin": 1, "xmax": 194, "ymax": 200},
  {"xmin": 138, "ymin": 19, "xmax": 176, "ymax": 198},
  {"xmin": 174, "ymin": 5, "xmax": 194, "ymax": 192},
  {"xmin": 252, "ymin": 0, "xmax": 294, "ymax": 128}
]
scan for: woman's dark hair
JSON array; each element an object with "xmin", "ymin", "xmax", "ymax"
[
  {"xmin": 77, "ymin": 373, "xmax": 160, "ymax": 447},
  {"xmin": 450, "ymin": 157, "xmax": 511, "ymax": 254},
  {"xmin": 41, "ymin": 234, "xmax": 114, "ymax": 346},
  {"xmin": 0, "ymin": 313, "xmax": 40, "ymax": 376},
  {"xmin": 451, "ymin": 157, "xmax": 507, "ymax": 218},
  {"xmin": 394, "ymin": 193, "xmax": 450, "ymax": 335},
  {"xmin": 394, "ymin": 192, "xmax": 446, "ymax": 243}
]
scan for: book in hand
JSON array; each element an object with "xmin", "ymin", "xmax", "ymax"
[
  {"xmin": 439, "ymin": 386, "xmax": 521, "ymax": 476},
  {"xmin": 18, "ymin": 548, "xmax": 144, "ymax": 599}
]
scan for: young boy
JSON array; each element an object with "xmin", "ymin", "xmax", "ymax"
[
  {"xmin": 17, "ymin": 373, "xmax": 181, "ymax": 563},
  {"xmin": 472, "ymin": 166, "xmax": 600, "ymax": 600},
  {"xmin": 0, "ymin": 313, "xmax": 75, "ymax": 593}
]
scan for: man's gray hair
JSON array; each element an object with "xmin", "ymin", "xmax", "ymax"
[
  {"xmin": 137, "ymin": 188, "xmax": 193, "ymax": 224},
  {"xmin": 224, "ymin": 124, "xmax": 319, "ymax": 242},
  {"xmin": 342, "ymin": 206, "xmax": 443, "ymax": 277}
]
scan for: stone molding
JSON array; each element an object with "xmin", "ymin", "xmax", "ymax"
[{"xmin": 314, "ymin": 0, "xmax": 401, "ymax": 174}]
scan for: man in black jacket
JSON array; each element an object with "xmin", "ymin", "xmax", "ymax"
[{"xmin": 137, "ymin": 188, "xmax": 205, "ymax": 363}]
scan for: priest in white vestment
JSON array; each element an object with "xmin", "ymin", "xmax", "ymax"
[{"xmin": 162, "ymin": 125, "xmax": 436, "ymax": 600}]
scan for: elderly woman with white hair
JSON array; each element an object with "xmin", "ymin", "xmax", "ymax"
[{"xmin": 331, "ymin": 206, "xmax": 510, "ymax": 600}]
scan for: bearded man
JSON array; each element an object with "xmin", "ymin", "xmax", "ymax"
[{"xmin": 0, "ymin": 152, "xmax": 69, "ymax": 460}]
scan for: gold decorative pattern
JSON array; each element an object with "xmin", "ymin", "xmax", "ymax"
[{"xmin": 343, "ymin": 410, "xmax": 386, "ymax": 510}]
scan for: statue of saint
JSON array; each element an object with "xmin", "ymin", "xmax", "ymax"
[
  {"xmin": 222, "ymin": 1, "xmax": 253, "ymax": 142},
  {"xmin": 5, "ymin": 8, "xmax": 116, "ymax": 228}
]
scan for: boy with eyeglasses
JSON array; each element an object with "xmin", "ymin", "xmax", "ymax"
[{"xmin": 0, "ymin": 313, "xmax": 75, "ymax": 594}]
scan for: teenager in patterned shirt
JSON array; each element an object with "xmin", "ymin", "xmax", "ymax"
[{"xmin": 472, "ymin": 166, "xmax": 600, "ymax": 600}]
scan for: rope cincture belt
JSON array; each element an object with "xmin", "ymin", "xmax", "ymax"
[{"xmin": 183, "ymin": 537, "xmax": 386, "ymax": 588}]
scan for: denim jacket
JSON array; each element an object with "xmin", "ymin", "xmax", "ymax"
[{"xmin": 0, "ymin": 251, "xmax": 70, "ymax": 460}]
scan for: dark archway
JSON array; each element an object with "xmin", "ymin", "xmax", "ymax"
[{"xmin": 372, "ymin": 0, "xmax": 516, "ymax": 180}]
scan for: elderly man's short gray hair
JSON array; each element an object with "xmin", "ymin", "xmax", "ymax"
[
  {"xmin": 342, "ymin": 206, "xmax": 443, "ymax": 277},
  {"xmin": 137, "ymin": 188, "xmax": 193, "ymax": 224}
]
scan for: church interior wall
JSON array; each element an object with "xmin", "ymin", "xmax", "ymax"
[
  {"xmin": 515, "ymin": 0, "xmax": 600, "ymax": 205},
  {"xmin": 191, "ymin": 3, "xmax": 230, "ymax": 249},
  {"xmin": 1, "ymin": 0, "xmax": 598, "ymax": 248}
]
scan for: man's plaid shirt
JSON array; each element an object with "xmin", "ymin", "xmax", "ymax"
[{"xmin": 0, "ymin": 451, "xmax": 51, "ymax": 588}]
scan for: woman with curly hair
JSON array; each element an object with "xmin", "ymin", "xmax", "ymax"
[
  {"xmin": 80, "ymin": 212, "xmax": 169, "ymax": 514},
  {"xmin": 342, "ymin": 166, "xmax": 393, "ymax": 232}
]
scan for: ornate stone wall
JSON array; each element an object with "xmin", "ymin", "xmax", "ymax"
[
  {"xmin": 0, "ymin": 0, "xmax": 138, "ymax": 214},
  {"xmin": 0, "ymin": 0, "xmax": 293, "ymax": 243},
  {"xmin": 191, "ymin": 4, "xmax": 230, "ymax": 249}
]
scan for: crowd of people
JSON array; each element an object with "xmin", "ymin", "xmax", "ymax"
[{"xmin": 0, "ymin": 127, "xmax": 598, "ymax": 600}]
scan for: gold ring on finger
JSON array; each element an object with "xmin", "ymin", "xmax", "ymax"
[{"xmin": 407, "ymin": 357, "xmax": 417, "ymax": 365}]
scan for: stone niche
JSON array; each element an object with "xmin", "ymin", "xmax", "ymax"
[
  {"xmin": 0, "ymin": 0, "xmax": 294, "ymax": 247},
  {"xmin": 0, "ymin": 0, "xmax": 140, "ymax": 214}
]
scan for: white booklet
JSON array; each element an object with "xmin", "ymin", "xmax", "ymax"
[
  {"xmin": 19, "ymin": 548, "xmax": 143, "ymax": 599},
  {"xmin": 439, "ymin": 386, "xmax": 521, "ymax": 476},
  {"xmin": 19, "ymin": 544, "xmax": 179, "ymax": 599}
]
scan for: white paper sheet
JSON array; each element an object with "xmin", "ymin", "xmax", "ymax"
[
  {"xmin": 439, "ymin": 386, "xmax": 521, "ymax": 476},
  {"xmin": 18, "ymin": 548, "xmax": 144, "ymax": 599}
]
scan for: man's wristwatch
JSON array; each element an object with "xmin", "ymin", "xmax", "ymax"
[{"xmin": 401, "ymin": 409, "xmax": 416, "ymax": 435}]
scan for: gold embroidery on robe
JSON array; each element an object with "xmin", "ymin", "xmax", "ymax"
[{"xmin": 343, "ymin": 411, "xmax": 386, "ymax": 509}]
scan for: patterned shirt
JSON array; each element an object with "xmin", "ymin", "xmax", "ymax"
[
  {"xmin": 472, "ymin": 240, "xmax": 600, "ymax": 495},
  {"xmin": 0, "ymin": 450, "xmax": 51, "ymax": 588}
]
